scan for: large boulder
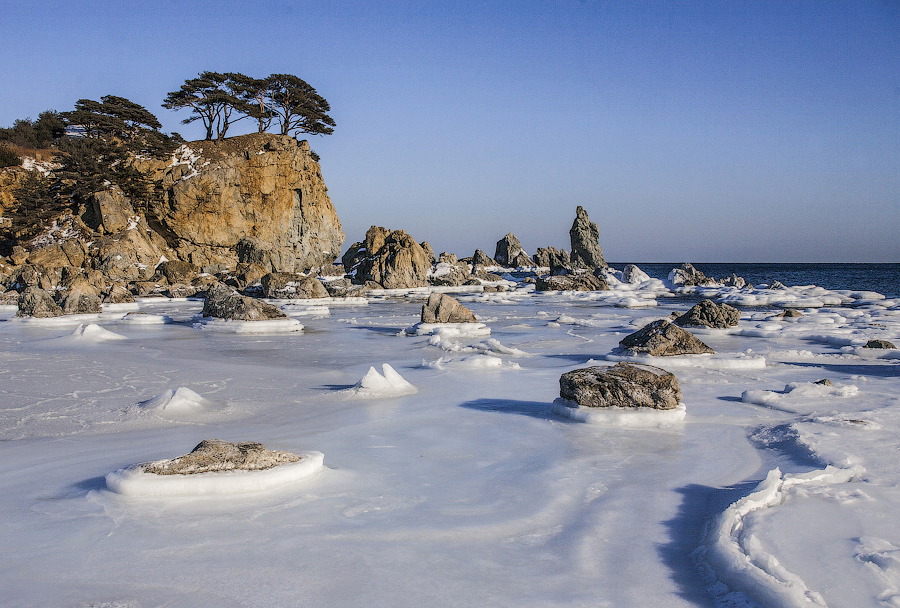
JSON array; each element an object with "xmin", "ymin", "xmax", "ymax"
[
  {"xmin": 16, "ymin": 286, "xmax": 62, "ymax": 318},
  {"xmin": 155, "ymin": 260, "xmax": 200, "ymax": 285},
  {"xmin": 421, "ymin": 293, "xmax": 477, "ymax": 324},
  {"xmin": 569, "ymin": 206, "xmax": 607, "ymax": 270},
  {"xmin": 202, "ymin": 284, "xmax": 287, "ymax": 320},
  {"xmin": 533, "ymin": 247, "xmax": 571, "ymax": 273},
  {"xmin": 429, "ymin": 262, "xmax": 470, "ymax": 287},
  {"xmin": 536, "ymin": 272, "xmax": 608, "ymax": 292},
  {"xmin": 494, "ymin": 233, "xmax": 528, "ymax": 267},
  {"xmin": 25, "ymin": 239, "xmax": 87, "ymax": 269},
  {"xmin": 148, "ymin": 134, "xmax": 344, "ymax": 273},
  {"xmin": 91, "ymin": 220, "xmax": 171, "ymax": 282},
  {"xmin": 141, "ymin": 439, "xmax": 301, "ymax": 475},
  {"xmin": 81, "ymin": 187, "xmax": 137, "ymax": 234},
  {"xmin": 674, "ymin": 299, "xmax": 740, "ymax": 329},
  {"xmin": 344, "ymin": 226, "xmax": 431, "ymax": 289},
  {"xmin": 619, "ymin": 319, "xmax": 715, "ymax": 356},
  {"xmin": 559, "ymin": 362, "xmax": 682, "ymax": 410}
]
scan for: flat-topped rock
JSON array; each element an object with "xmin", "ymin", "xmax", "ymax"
[
  {"xmin": 142, "ymin": 439, "xmax": 302, "ymax": 475},
  {"xmin": 864, "ymin": 339, "xmax": 896, "ymax": 349},
  {"xmin": 619, "ymin": 319, "xmax": 715, "ymax": 356},
  {"xmin": 559, "ymin": 362, "xmax": 682, "ymax": 409}
]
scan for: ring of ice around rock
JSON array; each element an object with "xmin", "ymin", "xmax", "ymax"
[
  {"xmin": 405, "ymin": 322, "xmax": 491, "ymax": 337},
  {"xmin": 552, "ymin": 398, "xmax": 687, "ymax": 426},
  {"xmin": 192, "ymin": 318, "xmax": 304, "ymax": 333},
  {"xmin": 105, "ymin": 451, "xmax": 325, "ymax": 497},
  {"xmin": 604, "ymin": 352, "xmax": 767, "ymax": 369}
]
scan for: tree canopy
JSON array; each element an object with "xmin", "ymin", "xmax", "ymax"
[{"xmin": 163, "ymin": 71, "xmax": 335, "ymax": 140}]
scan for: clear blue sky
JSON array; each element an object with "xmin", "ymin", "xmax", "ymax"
[{"xmin": 2, "ymin": 1, "xmax": 898, "ymax": 262}]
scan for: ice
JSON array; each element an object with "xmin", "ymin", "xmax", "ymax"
[
  {"xmin": 106, "ymin": 451, "xmax": 325, "ymax": 497},
  {"xmin": 552, "ymin": 398, "xmax": 687, "ymax": 426},
  {"xmin": 2, "ymin": 283, "xmax": 900, "ymax": 606},
  {"xmin": 345, "ymin": 364, "xmax": 419, "ymax": 398},
  {"xmin": 192, "ymin": 317, "xmax": 304, "ymax": 333},
  {"xmin": 57, "ymin": 323, "xmax": 128, "ymax": 342}
]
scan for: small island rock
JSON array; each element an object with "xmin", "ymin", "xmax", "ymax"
[{"xmin": 559, "ymin": 362, "xmax": 682, "ymax": 410}]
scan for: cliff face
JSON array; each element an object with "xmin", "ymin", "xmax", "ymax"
[{"xmin": 144, "ymin": 133, "xmax": 344, "ymax": 273}]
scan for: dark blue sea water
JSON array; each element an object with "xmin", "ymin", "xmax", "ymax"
[{"xmin": 610, "ymin": 263, "xmax": 900, "ymax": 299}]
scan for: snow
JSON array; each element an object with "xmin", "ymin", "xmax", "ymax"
[{"xmin": 1, "ymin": 278, "xmax": 899, "ymax": 606}]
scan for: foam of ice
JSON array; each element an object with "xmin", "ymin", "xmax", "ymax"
[
  {"xmin": 604, "ymin": 352, "xmax": 767, "ymax": 370},
  {"xmin": 345, "ymin": 364, "xmax": 419, "ymax": 398},
  {"xmin": 552, "ymin": 398, "xmax": 686, "ymax": 426},
  {"xmin": 105, "ymin": 451, "xmax": 325, "ymax": 497},
  {"xmin": 405, "ymin": 322, "xmax": 491, "ymax": 337}
]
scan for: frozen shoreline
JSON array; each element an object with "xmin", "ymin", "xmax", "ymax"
[{"xmin": 0, "ymin": 275, "xmax": 898, "ymax": 607}]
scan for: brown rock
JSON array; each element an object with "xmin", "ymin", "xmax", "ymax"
[
  {"xmin": 494, "ymin": 233, "xmax": 527, "ymax": 267},
  {"xmin": 421, "ymin": 293, "xmax": 477, "ymax": 324},
  {"xmin": 149, "ymin": 134, "xmax": 344, "ymax": 272},
  {"xmin": 141, "ymin": 439, "xmax": 301, "ymax": 475},
  {"xmin": 559, "ymin": 362, "xmax": 681, "ymax": 409},
  {"xmin": 536, "ymin": 272, "xmax": 608, "ymax": 292},
  {"xmin": 155, "ymin": 260, "xmax": 200, "ymax": 285},
  {"xmin": 16, "ymin": 286, "xmax": 62, "ymax": 317}
]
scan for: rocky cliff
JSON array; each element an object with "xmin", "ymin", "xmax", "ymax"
[{"xmin": 140, "ymin": 133, "xmax": 344, "ymax": 273}]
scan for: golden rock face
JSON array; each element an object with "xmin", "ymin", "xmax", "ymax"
[{"xmin": 148, "ymin": 133, "xmax": 344, "ymax": 273}]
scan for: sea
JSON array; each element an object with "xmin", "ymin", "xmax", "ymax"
[{"xmin": 610, "ymin": 263, "xmax": 900, "ymax": 299}]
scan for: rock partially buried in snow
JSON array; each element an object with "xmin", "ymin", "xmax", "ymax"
[
  {"xmin": 619, "ymin": 319, "xmax": 715, "ymax": 356},
  {"xmin": 105, "ymin": 440, "xmax": 325, "ymax": 497},
  {"xmin": 421, "ymin": 293, "xmax": 477, "ymax": 324},
  {"xmin": 141, "ymin": 439, "xmax": 300, "ymax": 475},
  {"xmin": 864, "ymin": 339, "xmax": 896, "ymax": 349},
  {"xmin": 140, "ymin": 387, "xmax": 210, "ymax": 414},
  {"xmin": 674, "ymin": 299, "xmax": 740, "ymax": 329},
  {"xmin": 559, "ymin": 362, "xmax": 682, "ymax": 410}
]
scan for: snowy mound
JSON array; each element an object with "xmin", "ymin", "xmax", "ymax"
[
  {"xmin": 405, "ymin": 323, "xmax": 491, "ymax": 337},
  {"xmin": 106, "ymin": 451, "xmax": 325, "ymax": 497},
  {"xmin": 15, "ymin": 313, "xmax": 102, "ymax": 327},
  {"xmin": 193, "ymin": 318, "xmax": 304, "ymax": 334},
  {"xmin": 345, "ymin": 364, "xmax": 418, "ymax": 398},
  {"xmin": 139, "ymin": 387, "xmax": 211, "ymax": 415},
  {"xmin": 552, "ymin": 398, "xmax": 686, "ymax": 426},
  {"xmin": 60, "ymin": 323, "xmax": 128, "ymax": 342}
]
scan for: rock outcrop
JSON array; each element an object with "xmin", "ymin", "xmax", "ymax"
[
  {"xmin": 674, "ymin": 299, "xmax": 740, "ymax": 329},
  {"xmin": 343, "ymin": 226, "xmax": 430, "ymax": 289},
  {"xmin": 618, "ymin": 319, "xmax": 715, "ymax": 356},
  {"xmin": 569, "ymin": 206, "xmax": 607, "ymax": 270},
  {"xmin": 202, "ymin": 284, "xmax": 287, "ymax": 320},
  {"xmin": 259, "ymin": 272, "xmax": 327, "ymax": 299},
  {"xmin": 147, "ymin": 134, "xmax": 344, "ymax": 273},
  {"xmin": 622, "ymin": 264, "xmax": 650, "ymax": 284},
  {"xmin": 559, "ymin": 362, "xmax": 682, "ymax": 409},
  {"xmin": 533, "ymin": 247, "xmax": 571, "ymax": 273},
  {"xmin": 141, "ymin": 439, "xmax": 301, "ymax": 475},
  {"xmin": 494, "ymin": 233, "xmax": 528, "ymax": 267},
  {"xmin": 472, "ymin": 249, "xmax": 497, "ymax": 267},
  {"xmin": 421, "ymin": 293, "xmax": 477, "ymax": 324}
]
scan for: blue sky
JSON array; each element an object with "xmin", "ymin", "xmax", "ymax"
[{"xmin": 2, "ymin": 1, "xmax": 898, "ymax": 261}]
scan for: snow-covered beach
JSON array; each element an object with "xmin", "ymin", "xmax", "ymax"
[{"xmin": 1, "ymin": 273, "xmax": 899, "ymax": 607}]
